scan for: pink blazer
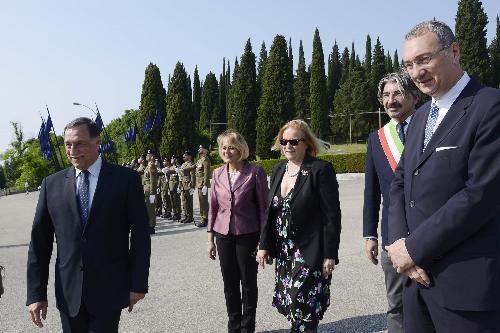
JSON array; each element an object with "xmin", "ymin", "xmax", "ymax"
[{"xmin": 207, "ymin": 161, "xmax": 269, "ymax": 236}]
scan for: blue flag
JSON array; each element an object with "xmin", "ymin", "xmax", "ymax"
[
  {"xmin": 133, "ymin": 121, "xmax": 139, "ymax": 139},
  {"xmin": 95, "ymin": 112, "xmax": 104, "ymax": 132},
  {"xmin": 143, "ymin": 117, "xmax": 152, "ymax": 134},
  {"xmin": 152, "ymin": 110, "xmax": 162, "ymax": 130},
  {"xmin": 38, "ymin": 120, "xmax": 52, "ymax": 160}
]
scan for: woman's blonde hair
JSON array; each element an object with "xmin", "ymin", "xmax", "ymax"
[
  {"xmin": 217, "ymin": 131, "xmax": 250, "ymax": 162},
  {"xmin": 271, "ymin": 119, "xmax": 329, "ymax": 157}
]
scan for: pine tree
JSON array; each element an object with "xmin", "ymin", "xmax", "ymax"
[
  {"xmin": 455, "ymin": 0, "xmax": 490, "ymax": 84},
  {"xmin": 199, "ymin": 72, "xmax": 219, "ymax": 134},
  {"xmin": 229, "ymin": 39, "xmax": 258, "ymax": 156},
  {"xmin": 192, "ymin": 66, "xmax": 201, "ymax": 125},
  {"xmin": 364, "ymin": 35, "xmax": 372, "ymax": 73},
  {"xmin": 138, "ymin": 63, "xmax": 166, "ymax": 152},
  {"xmin": 161, "ymin": 62, "xmax": 193, "ymax": 158},
  {"xmin": 489, "ymin": 15, "xmax": 500, "ymax": 88},
  {"xmin": 327, "ymin": 42, "xmax": 342, "ymax": 115},
  {"xmin": 256, "ymin": 42, "xmax": 268, "ymax": 104},
  {"xmin": 309, "ymin": 28, "xmax": 329, "ymax": 139},
  {"xmin": 256, "ymin": 35, "xmax": 294, "ymax": 159},
  {"xmin": 295, "ymin": 40, "xmax": 310, "ymax": 120},
  {"xmin": 393, "ymin": 50, "xmax": 400, "ymax": 72},
  {"xmin": 385, "ymin": 51, "xmax": 393, "ymax": 73}
]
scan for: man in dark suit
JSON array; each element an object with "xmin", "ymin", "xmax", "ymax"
[
  {"xmin": 386, "ymin": 20, "xmax": 500, "ymax": 332},
  {"xmin": 363, "ymin": 71, "xmax": 419, "ymax": 332},
  {"xmin": 27, "ymin": 117, "xmax": 151, "ymax": 332}
]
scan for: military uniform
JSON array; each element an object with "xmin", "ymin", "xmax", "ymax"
[
  {"xmin": 158, "ymin": 170, "xmax": 172, "ymax": 218},
  {"xmin": 195, "ymin": 155, "xmax": 211, "ymax": 227},
  {"xmin": 164, "ymin": 165, "xmax": 181, "ymax": 220},
  {"xmin": 142, "ymin": 163, "xmax": 158, "ymax": 232},
  {"xmin": 179, "ymin": 160, "xmax": 196, "ymax": 223}
]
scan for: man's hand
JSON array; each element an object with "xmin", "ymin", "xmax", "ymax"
[
  {"xmin": 256, "ymin": 250, "xmax": 269, "ymax": 268},
  {"xmin": 385, "ymin": 239, "xmax": 415, "ymax": 272},
  {"xmin": 322, "ymin": 258, "xmax": 336, "ymax": 279},
  {"xmin": 128, "ymin": 292, "xmax": 145, "ymax": 312},
  {"xmin": 28, "ymin": 301, "xmax": 48, "ymax": 328},
  {"xmin": 402, "ymin": 265, "xmax": 431, "ymax": 287},
  {"xmin": 365, "ymin": 239, "xmax": 379, "ymax": 265}
]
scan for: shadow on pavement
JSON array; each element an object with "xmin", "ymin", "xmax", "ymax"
[{"xmin": 262, "ymin": 313, "xmax": 387, "ymax": 333}]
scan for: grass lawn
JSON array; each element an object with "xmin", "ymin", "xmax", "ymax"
[{"xmin": 323, "ymin": 143, "xmax": 367, "ymax": 155}]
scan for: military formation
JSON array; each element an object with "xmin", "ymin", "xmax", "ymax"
[{"xmin": 126, "ymin": 146, "xmax": 211, "ymax": 233}]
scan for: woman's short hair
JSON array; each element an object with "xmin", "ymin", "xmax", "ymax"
[
  {"xmin": 271, "ymin": 119, "xmax": 328, "ymax": 157},
  {"xmin": 217, "ymin": 131, "xmax": 250, "ymax": 162}
]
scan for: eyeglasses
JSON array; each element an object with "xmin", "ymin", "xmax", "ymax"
[
  {"xmin": 403, "ymin": 47, "xmax": 446, "ymax": 71},
  {"xmin": 280, "ymin": 138, "xmax": 305, "ymax": 146}
]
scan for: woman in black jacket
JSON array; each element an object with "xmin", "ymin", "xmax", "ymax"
[{"xmin": 257, "ymin": 119, "xmax": 341, "ymax": 333}]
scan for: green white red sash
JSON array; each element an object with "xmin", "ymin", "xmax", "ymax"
[{"xmin": 377, "ymin": 120, "xmax": 404, "ymax": 172}]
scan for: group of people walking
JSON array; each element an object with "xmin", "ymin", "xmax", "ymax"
[
  {"xmin": 124, "ymin": 146, "xmax": 212, "ymax": 233},
  {"xmin": 25, "ymin": 19, "xmax": 500, "ymax": 333}
]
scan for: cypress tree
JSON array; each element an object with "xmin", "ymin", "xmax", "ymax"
[
  {"xmin": 371, "ymin": 37, "xmax": 386, "ymax": 108},
  {"xmin": 489, "ymin": 15, "xmax": 500, "ymax": 88},
  {"xmin": 385, "ymin": 51, "xmax": 393, "ymax": 73},
  {"xmin": 455, "ymin": 0, "xmax": 490, "ymax": 84},
  {"xmin": 219, "ymin": 58, "xmax": 227, "ymax": 125},
  {"xmin": 199, "ymin": 72, "xmax": 219, "ymax": 133},
  {"xmin": 138, "ymin": 63, "xmax": 166, "ymax": 152},
  {"xmin": 349, "ymin": 42, "xmax": 356, "ymax": 70},
  {"xmin": 340, "ymin": 47, "xmax": 350, "ymax": 83},
  {"xmin": 288, "ymin": 38, "xmax": 295, "ymax": 117},
  {"xmin": 295, "ymin": 40, "xmax": 310, "ymax": 120},
  {"xmin": 256, "ymin": 42, "xmax": 268, "ymax": 104},
  {"xmin": 327, "ymin": 41, "xmax": 342, "ymax": 114},
  {"xmin": 193, "ymin": 66, "xmax": 201, "ymax": 125},
  {"xmin": 364, "ymin": 35, "xmax": 372, "ymax": 73},
  {"xmin": 161, "ymin": 62, "xmax": 193, "ymax": 158},
  {"xmin": 256, "ymin": 35, "xmax": 294, "ymax": 159},
  {"xmin": 230, "ymin": 39, "xmax": 258, "ymax": 156},
  {"xmin": 309, "ymin": 28, "xmax": 329, "ymax": 140},
  {"xmin": 393, "ymin": 50, "xmax": 400, "ymax": 71}
]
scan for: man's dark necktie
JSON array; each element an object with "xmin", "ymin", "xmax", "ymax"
[
  {"xmin": 423, "ymin": 102, "xmax": 440, "ymax": 151},
  {"xmin": 77, "ymin": 170, "xmax": 90, "ymax": 224},
  {"xmin": 396, "ymin": 121, "xmax": 407, "ymax": 145}
]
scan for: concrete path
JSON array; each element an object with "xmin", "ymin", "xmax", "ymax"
[{"xmin": 0, "ymin": 174, "xmax": 388, "ymax": 332}]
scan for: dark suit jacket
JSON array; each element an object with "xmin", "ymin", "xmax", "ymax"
[
  {"xmin": 27, "ymin": 161, "xmax": 151, "ymax": 317},
  {"xmin": 259, "ymin": 155, "xmax": 342, "ymax": 270},
  {"xmin": 388, "ymin": 77, "xmax": 500, "ymax": 311},
  {"xmin": 363, "ymin": 132, "xmax": 398, "ymax": 247}
]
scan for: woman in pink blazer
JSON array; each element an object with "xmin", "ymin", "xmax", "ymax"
[{"xmin": 207, "ymin": 131, "xmax": 269, "ymax": 333}]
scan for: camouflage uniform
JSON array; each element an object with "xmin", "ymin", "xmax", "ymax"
[
  {"xmin": 195, "ymin": 155, "xmax": 211, "ymax": 226},
  {"xmin": 159, "ymin": 170, "xmax": 172, "ymax": 218},
  {"xmin": 164, "ymin": 165, "xmax": 181, "ymax": 220},
  {"xmin": 142, "ymin": 163, "xmax": 158, "ymax": 231},
  {"xmin": 179, "ymin": 161, "xmax": 196, "ymax": 223}
]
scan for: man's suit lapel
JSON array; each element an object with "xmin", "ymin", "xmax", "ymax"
[
  {"xmin": 415, "ymin": 78, "xmax": 480, "ymax": 171},
  {"xmin": 64, "ymin": 166, "xmax": 83, "ymax": 228},
  {"xmin": 83, "ymin": 161, "xmax": 111, "ymax": 233}
]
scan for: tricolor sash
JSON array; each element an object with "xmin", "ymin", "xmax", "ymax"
[{"xmin": 377, "ymin": 120, "xmax": 404, "ymax": 172}]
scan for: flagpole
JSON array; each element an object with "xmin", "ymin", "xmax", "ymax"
[
  {"xmin": 46, "ymin": 105, "xmax": 65, "ymax": 170},
  {"xmin": 94, "ymin": 104, "xmax": 117, "ymax": 163}
]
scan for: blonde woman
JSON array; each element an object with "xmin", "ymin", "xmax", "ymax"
[
  {"xmin": 257, "ymin": 119, "xmax": 341, "ymax": 333},
  {"xmin": 207, "ymin": 131, "xmax": 269, "ymax": 333}
]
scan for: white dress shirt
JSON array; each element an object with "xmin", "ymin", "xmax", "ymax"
[
  {"xmin": 431, "ymin": 72, "xmax": 470, "ymax": 135},
  {"xmin": 75, "ymin": 156, "xmax": 102, "ymax": 211}
]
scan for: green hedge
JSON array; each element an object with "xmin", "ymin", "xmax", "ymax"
[{"xmin": 211, "ymin": 152, "xmax": 365, "ymax": 175}]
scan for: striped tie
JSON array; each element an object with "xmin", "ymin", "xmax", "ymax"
[
  {"xmin": 77, "ymin": 170, "xmax": 90, "ymax": 224},
  {"xmin": 423, "ymin": 102, "xmax": 439, "ymax": 151}
]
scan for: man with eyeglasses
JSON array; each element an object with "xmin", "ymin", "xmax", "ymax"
[
  {"xmin": 363, "ymin": 71, "xmax": 419, "ymax": 333},
  {"xmin": 385, "ymin": 20, "xmax": 500, "ymax": 332}
]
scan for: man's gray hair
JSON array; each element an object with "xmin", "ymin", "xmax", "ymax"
[
  {"xmin": 64, "ymin": 117, "xmax": 101, "ymax": 138},
  {"xmin": 377, "ymin": 71, "xmax": 420, "ymax": 104},
  {"xmin": 405, "ymin": 20, "xmax": 456, "ymax": 50}
]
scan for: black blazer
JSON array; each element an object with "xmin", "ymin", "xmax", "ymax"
[
  {"xmin": 363, "ymin": 132, "xmax": 398, "ymax": 247},
  {"xmin": 26, "ymin": 161, "xmax": 151, "ymax": 317},
  {"xmin": 388, "ymin": 78, "xmax": 500, "ymax": 311},
  {"xmin": 259, "ymin": 155, "xmax": 341, "ymax": 270}
]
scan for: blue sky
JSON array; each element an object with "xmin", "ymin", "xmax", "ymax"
[{"xmin": 1, "ymin": 0, "xmax": 498, "ymax": 154}]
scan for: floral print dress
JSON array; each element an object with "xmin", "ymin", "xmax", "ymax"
[{"xmin": 271, "ymin": 190, "xmax": 331, "ymax": 333}]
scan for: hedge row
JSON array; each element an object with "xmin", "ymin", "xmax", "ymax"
[{"xmin": 212, "ymin": 152, "xmax": 366, "ymax": 175}]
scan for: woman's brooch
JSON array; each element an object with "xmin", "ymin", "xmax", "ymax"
[{"xmin": 301, "ymin": 169, "xmax": 309, "ymax": 176}]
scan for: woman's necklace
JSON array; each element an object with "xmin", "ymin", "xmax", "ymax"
[{"xmin": 285, "ymin": 162, "xmax": 300, "ymax": 177}]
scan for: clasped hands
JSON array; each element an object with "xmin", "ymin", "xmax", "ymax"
[
  {"xmin": 385, "ymin": 239, "xmax": 430, "ymax": 287},
  {"xmin": 256, "ymin": 250, "xmax": 335, "ymax": 279}
]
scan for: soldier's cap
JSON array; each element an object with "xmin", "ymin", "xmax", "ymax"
[
  {"xmin": 146, "ymin": 149, "xmax": 155, "ymax": 155},
  {"xmin": 183, "ymin": 150, "xmax": 192, "ymax": 156}
]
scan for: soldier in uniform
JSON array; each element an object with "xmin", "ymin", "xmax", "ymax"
[
  {"xmin": 142, "ymin": 150, "xmax": 158, "ymax": 234},
  {"xmin": 159, "ymin": 157, "xmax": 172, "ymax": 219},
  {"xmin": 136, "ymin": 156, "xmax": 146, "ymax": 176},
  {"xmin": 165, "ymin": 155, "xmax": 182, "ymax": 221},
  {"xmin": 179, "ymin": 150, "xmax": 196, "ymax": 224},
  {"xmin": 154, "ymin": 158, "xmax": 163, "ymax": 217},
  {"xmin": 195, "ymin": 145, "xmax": 211, "ymax": 227}
]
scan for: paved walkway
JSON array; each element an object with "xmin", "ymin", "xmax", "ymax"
[{"xmin": 0, "ymin": 174, "xmax": 388, "ymax": 332}]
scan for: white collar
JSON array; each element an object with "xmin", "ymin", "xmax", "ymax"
[
  {"xmin": 75, "ymin": 156, "xmax": 102, "ymax": 178},
  {"xmin": 433, "ymin": 72, "xmax": 470, "ymax": 109}
]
